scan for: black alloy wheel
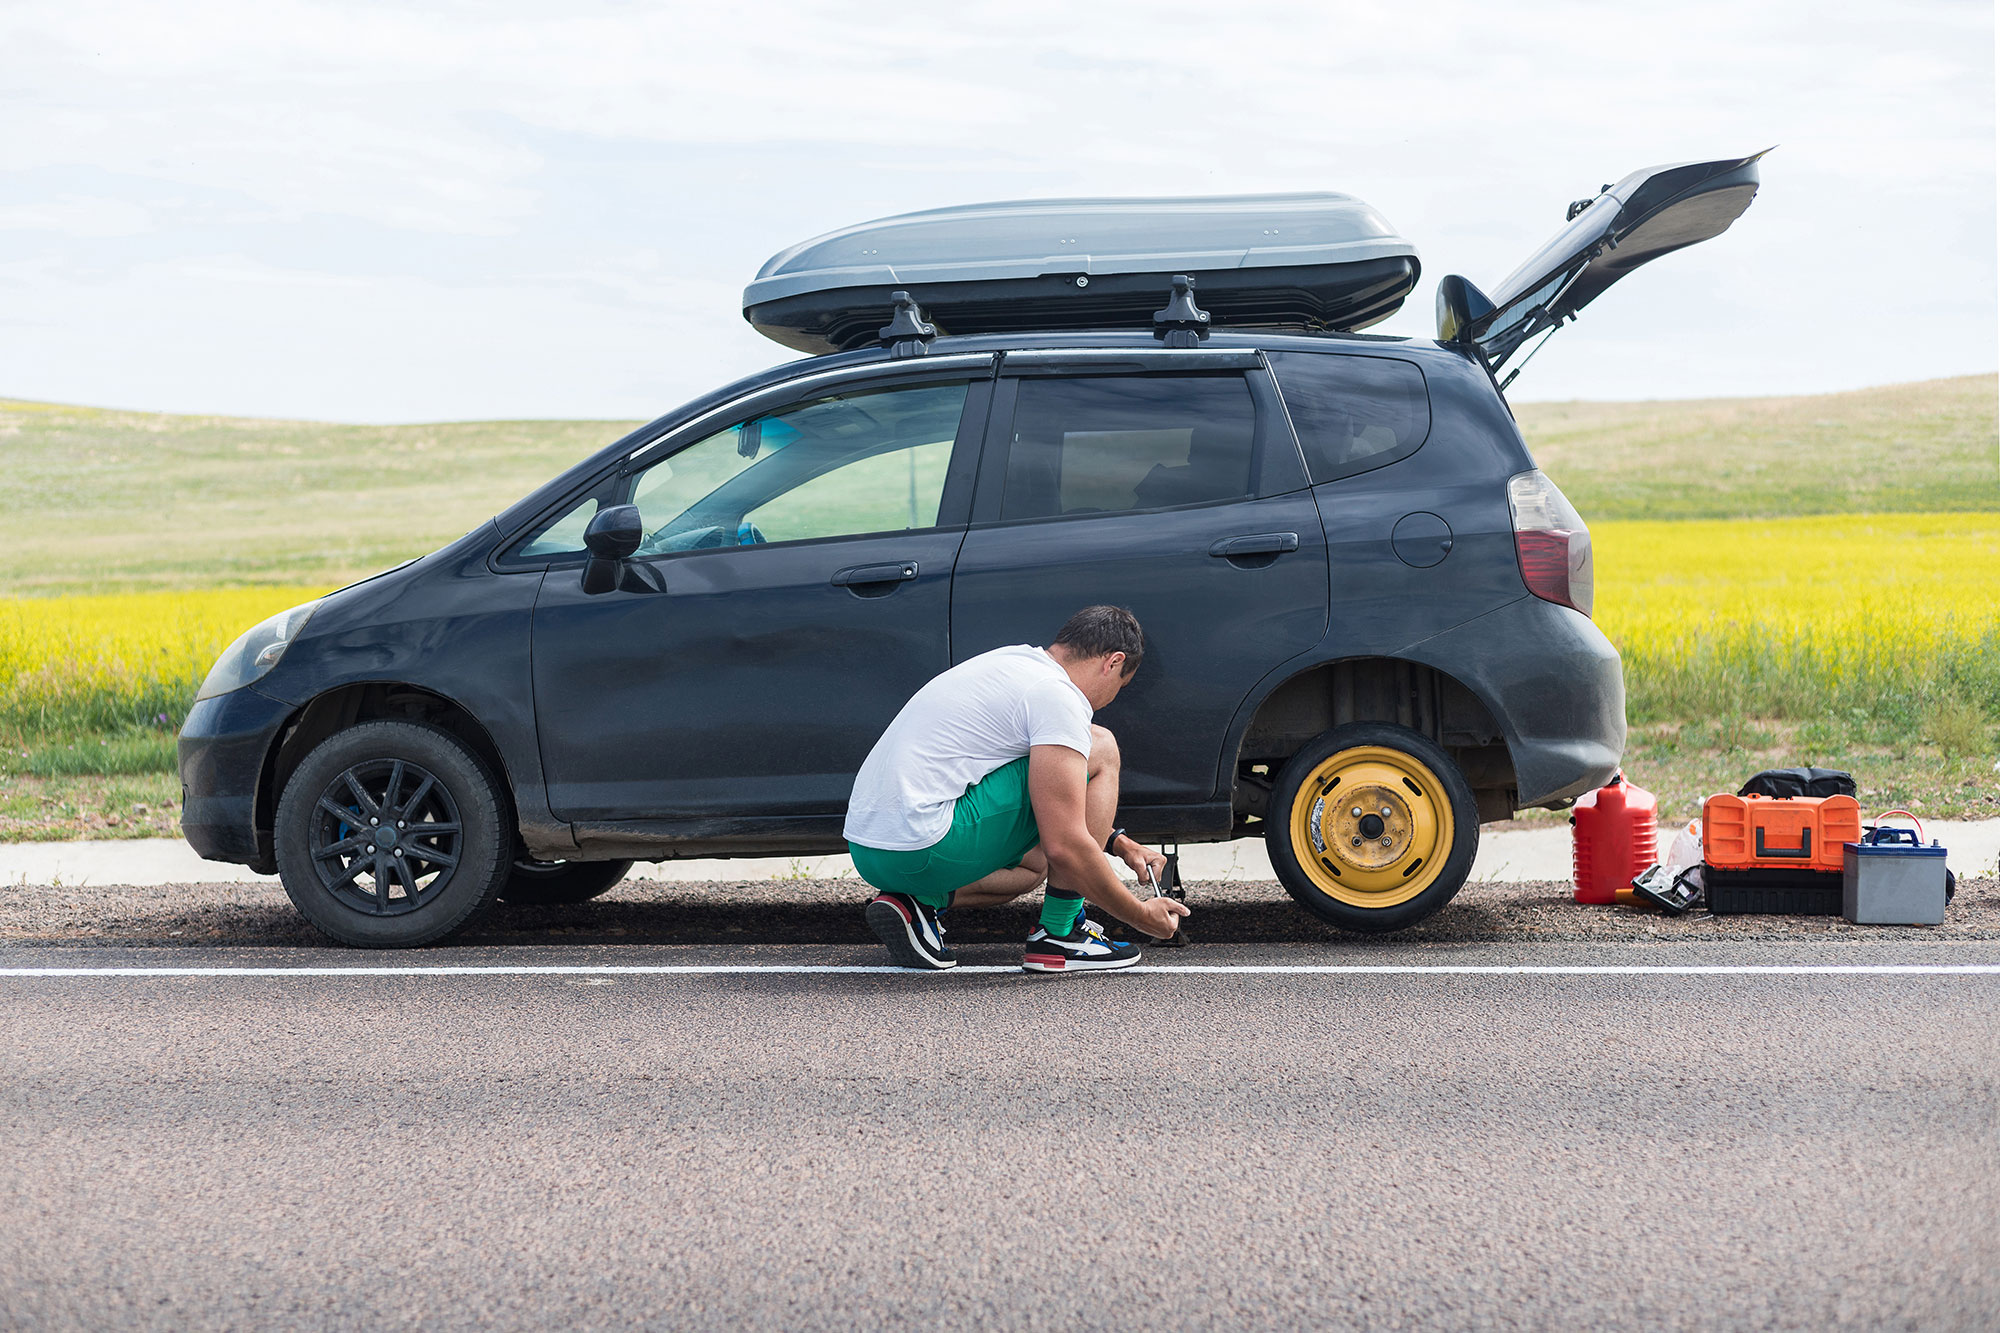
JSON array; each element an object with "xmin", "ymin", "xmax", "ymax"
[
  {"xmin": 275, "ymin": 721, "xmax": 510, "ymax": 947},
  {"xmin": 307, "ymin": 758, "xmax": 462, "ymax": 916}
]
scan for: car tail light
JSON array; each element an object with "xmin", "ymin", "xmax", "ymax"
[{"xmin": 1507, "ymin": 470, "xmax": 1593, "ymax": 616}]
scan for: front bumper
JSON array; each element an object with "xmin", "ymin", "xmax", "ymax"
[
  {"xmin": 178, "ymin": 686, "xmax": 294, "ymax": 871},
  {"xmin": 1404, "ymin": 596, "xmax": 1625, "ymax": 808}
]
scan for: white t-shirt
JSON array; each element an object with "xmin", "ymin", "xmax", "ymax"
[{"xmin": 844, "ymin": 645, "xmax": 1095, "ymax": 852}]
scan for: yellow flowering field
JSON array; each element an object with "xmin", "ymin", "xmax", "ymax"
[
  {"xmin": 0, "ymin": 586, "xmax": 332, "ymax": 737},
  {"xmin": 1593, "ymin": 512, "xmax": 2000, "ymax": 720},
  {"xmin": 2, "ymin": 511, "xmax": 1996, "ymax": 766}
]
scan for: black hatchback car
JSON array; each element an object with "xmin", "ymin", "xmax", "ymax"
[{"xmin": 180, "ymin": 154, "xmax": 1764, "ymax": 947}]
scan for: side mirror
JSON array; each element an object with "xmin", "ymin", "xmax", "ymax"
[
  {"xmin": 582, "ymin": 504, "xmax": 642, "ymax": 595},
  {"xmin": 1435, "ymin": 274, "xmax": 1496, "ymax": 346},
  {"xmin": 583, "ymin": 504, "xmax": 643, "ymax": 559}
]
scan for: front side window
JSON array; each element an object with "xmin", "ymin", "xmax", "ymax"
[
  {"xmin": 1266, "ymin": 352, "xmax": 1430, "ymax": 483},
  {"xmin": 519, "ymin": 495, "xmax": 601, "ymax": 558},
  {"xmin": 510, "ymin": 380, "xmax": 969, "ymax": 560},
  {"xmin": 631, "ymin": 381, "xmax": 967, "ymax": 553},
  {"xmin": 1000, "ymin": 374, "xmax": 1258, "ymax": 521}
]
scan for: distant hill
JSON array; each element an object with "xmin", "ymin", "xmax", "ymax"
[
  {"xmin": 0, "ymin": 401, "xmax": 640, "ymax": 595},
  {"xmin": 3, "ymin": 373, "xmax": 1994, "ymax": 595},
  {"xmin": 1515, "ymin": 374, "xmax": 1998, "ymax": 521}
]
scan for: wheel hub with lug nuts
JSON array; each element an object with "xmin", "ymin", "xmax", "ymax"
[{"xmin": 1325, "ymin": 785, "xmax": 1412, "ymax": 870}]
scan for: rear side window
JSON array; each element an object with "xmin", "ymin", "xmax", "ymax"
[
  {"xmin": 1001, "ymin": 374, "xmax": 1257, "ymax": 521},
  {"xmin": 1267, "ymin": 353, "xmax": 1429, "ymax": 483}
]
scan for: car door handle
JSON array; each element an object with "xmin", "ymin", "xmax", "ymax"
[
  {"xmin": 1208, "ymin": 532, "xmax": 1300, "ymax": 559},
  {"xmin": 831, "ymin": 561, "xmax": 920, "ymax": 587}
]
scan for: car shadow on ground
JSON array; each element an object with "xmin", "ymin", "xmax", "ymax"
[
  {"xmin": 0, "ymin": 876, "xmax": 1550, "ymax": 949},
  {"xmin": 5, "ymin": 875, "xmax": 1995, "ymax": 951}
]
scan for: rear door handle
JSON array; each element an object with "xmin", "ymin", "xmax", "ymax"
[
  {"xmin": 831, "ymin": 561, "xmax": 920, "ymax": 587},
  {"xmin": 1208, "ymin": 532, "xmax": 1300, "ymax": 559}
]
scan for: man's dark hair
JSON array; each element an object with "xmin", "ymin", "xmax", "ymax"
[{"xmin": 1052, "ymin": 605, "xmax": 1145, "ymax": 678}]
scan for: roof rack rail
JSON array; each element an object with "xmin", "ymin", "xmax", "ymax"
[
  {"xmin": 1152, "ymin": 275, "xmax": 1210, "ymax": 348},
  {"xmin": 877, "ymin": 290, "xmax": 936, "ymax": 357}
]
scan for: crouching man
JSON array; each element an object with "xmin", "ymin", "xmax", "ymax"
[{"xmin": 844, "ymin": 605, "xmax": 1191, "ymax": 973}]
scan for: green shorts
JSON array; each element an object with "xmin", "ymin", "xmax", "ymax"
[{"xmin": 848, "ymin": 756, "xmax": 1040, "ymax": 909}]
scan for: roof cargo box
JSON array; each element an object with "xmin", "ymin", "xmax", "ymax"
[{"xmin": 743, "ymin": 194, "xmax": 1421, "ymax": 355}]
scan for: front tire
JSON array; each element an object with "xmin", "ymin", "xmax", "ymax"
[
  {"xmin": 274, "ymin": 720, "xmax": 511, "ymax": 948},
  {"xmin": 1266, "ymin": 723, "xmax": 1479, "ymax": 934},
  {"xmin": 500, "ymin": 858, "xmax": 633, "ymax": 905}
]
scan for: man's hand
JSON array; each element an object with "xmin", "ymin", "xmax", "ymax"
[
  {"xmin": 1131, "ymin": 895, "xmax": 1191, "ymax": 940},
  {"xmin": 1115, "ymin": 836, "xmax": 1167, "ymax": 886},
  {"xmin": 1029, "ymin": 744, "xmax": 1192, "ymax": 941}
]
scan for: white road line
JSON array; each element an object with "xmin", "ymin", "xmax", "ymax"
[{"xmin": 1, "ymin": 964, "xmax": 1997, "ymax": 978}]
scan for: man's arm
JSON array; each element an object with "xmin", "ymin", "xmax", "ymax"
[{"xmin": 1027, "ymin": 743, "xmax": 1189, "ymax": 940}]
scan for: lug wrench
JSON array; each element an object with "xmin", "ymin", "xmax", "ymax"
[{"xmin": 1139, "ymin": 844, "xmax": 1190, "ymax": 948}]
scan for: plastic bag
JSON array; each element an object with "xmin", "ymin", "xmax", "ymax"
[{"xmin": 1662, "ymin": 818, "xmax": 1704, "ymax": 891}]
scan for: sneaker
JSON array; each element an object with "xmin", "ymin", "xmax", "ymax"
[
  {"xmin": 1022, "ymin": 916, "xmax": 1142, "ymax": 973},
  {"xmin": 865, "ymin": 892, "xmax": 956, "ymax": 970}
]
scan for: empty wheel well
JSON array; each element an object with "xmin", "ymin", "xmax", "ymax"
[
  {"xmin": 1231, "ymin": 658, "xmax": 1518, "ymax": 827},
  {"xmin": 260, "ymin": 684, "xmax": 516, "ymax": 840}
]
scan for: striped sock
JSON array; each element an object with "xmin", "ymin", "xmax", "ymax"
[{"xmin": 1039, "ymin": 887, "xmax": 1084, "ymax": 935}]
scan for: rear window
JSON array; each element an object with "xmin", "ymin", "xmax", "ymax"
[
  {"xmin": 1000, "ymin": 373, "xmax": 1257, "ymax": 521},
  {"xmin": 1267, "ymin": 352, "xmax": 1429, "ymax": 483}
]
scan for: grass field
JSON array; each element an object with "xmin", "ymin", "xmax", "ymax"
[
  {"xmin": 1516, "ymin": 374, "xmax": 2000, "ymax": 520},
  {"xmin": 0, "ymin": 399, "xmax": 630, "ymax": 596},
  {"xmin": 1, "ymin": 375, "xmax": 1995, "ymax": 841}
]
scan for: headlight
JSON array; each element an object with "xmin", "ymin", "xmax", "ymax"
[{"xmin": 194, "ymin": 599, "xmax": 323, "ymax": 701}]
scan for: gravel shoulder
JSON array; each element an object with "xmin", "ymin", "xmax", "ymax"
[{"xmin": 3, "ymin": 872, "xmax": 1995, "ymax": 950}]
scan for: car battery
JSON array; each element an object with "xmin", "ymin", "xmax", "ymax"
[
  {"xmin": 1843, "ymin": 819, "xmax": 1949, "ymax": 926},
  {"xmin": 1702, "ymin": 793, "xmax": 1862, "ymax": 915}
]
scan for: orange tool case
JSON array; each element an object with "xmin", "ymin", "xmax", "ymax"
[{"xmin": 1702, "ymin": 794, "xmax": 1862, "ymax": 873}]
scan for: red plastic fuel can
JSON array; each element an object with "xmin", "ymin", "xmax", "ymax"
[{"xmin": 1572, "ymin": 773, "xmax": 1659, "ymax": 904}]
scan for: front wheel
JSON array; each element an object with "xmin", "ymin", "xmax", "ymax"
[
  {"xmin": 274, "ymin": 720, "xmax": 512, "ymax": 948},
  {"xmin": 500, "ymin": 858, "xmax": 633, "ymax": 905},
  {"xmin": 1266, "ymin": 723, "xmax": 1479, "ymax": 934}
]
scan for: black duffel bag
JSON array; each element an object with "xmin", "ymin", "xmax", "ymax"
[{"xmin": 1737, "ymin": 767, "xmax": 1858, "ymax": 799}]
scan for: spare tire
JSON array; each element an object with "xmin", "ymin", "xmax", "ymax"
[{"xmin": 1266, "ymin": 722, "xmax": 1480, "ymax": 934}]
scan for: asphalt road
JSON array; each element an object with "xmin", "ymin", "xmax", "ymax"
[{"xmin": 4, "ymin": 933, "xmax": 1998, "ymax": 1330}]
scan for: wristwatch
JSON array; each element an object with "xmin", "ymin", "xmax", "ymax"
[{"xmin": 1105, "ymin": 826, "xmax": 1125, "ymax": 853}]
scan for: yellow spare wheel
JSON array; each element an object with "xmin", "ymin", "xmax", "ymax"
[
  {"xmin": 1267, "ymin": 723, "xmax": 1480, "ymax": 932},
  {"xmin": 1290, "ymin": 746, "xmax": 1453, "ymax": 907}
]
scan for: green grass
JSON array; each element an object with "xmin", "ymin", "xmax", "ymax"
[
  {"xmin": 15, "ymin": 731, "xmax": 181, "ymax": 778},
  {"xmin": 1509, "ymin": 712, "xmax": 2000, "ymax": 827},
  {"xmin": 0, "ymin": 771, "xmax": 186, "ymax": 842}
]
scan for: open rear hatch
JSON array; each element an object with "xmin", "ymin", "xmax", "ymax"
[
  {"xmin": 743, "ymin": 194, "xmax": 1420, "ymax": 354},
  {"xmin": 1438, "ymin": 151, "xmax": 1768, "ymax": 378}
]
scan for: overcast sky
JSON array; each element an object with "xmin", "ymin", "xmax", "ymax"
[{"xmin": 2, "ymin": 0, "xmax": 1994, "ymax": 422}]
